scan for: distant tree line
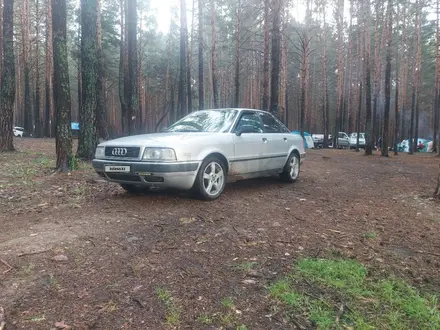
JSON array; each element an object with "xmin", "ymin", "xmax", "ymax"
[{"xmin": 1, "ymin": 0, "xmax": 440, "ymax": 168}]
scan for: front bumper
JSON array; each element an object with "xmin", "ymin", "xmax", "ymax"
[{"xmin": 92, "ymin": 159, "xmax": 201, "ymax": 190}]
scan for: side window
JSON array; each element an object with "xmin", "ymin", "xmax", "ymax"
[
  {"xmin": 260, "ymin": 113, "xmax": 283, "ymax": 133},
  {"xmin": 235, "ymin": 113, "xmax": 264, "ymax": 133}
]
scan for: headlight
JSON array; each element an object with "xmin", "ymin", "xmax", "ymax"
[
  {"xmin": 95, "ymin": 146, "xmax": 105, "ymax": 159},
  {"xmin": 143, "ymin": 148, "xmax": 176, "ymax": 162}
]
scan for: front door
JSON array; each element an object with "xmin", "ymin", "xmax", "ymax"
[{"xmin": 231, "ymin": 112, "xmax": 268, "ymax": 175}]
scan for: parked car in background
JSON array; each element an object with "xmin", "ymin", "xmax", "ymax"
[
  {"xmin": 13, "ymin": 126, "xmax": 24, "ymax": 137},
  {"xmin": 349, "ymin": 132, "xmax": 366, "ymax": 149},
  {"xmin": 312, "ymin": 134, "xmax": 332, "ymax": 148},
  {"xmin": 336, "ymin": 132, "xmax": 350, "ymax": 149},
  {"xmin": 312, "ymin": 134, "xmax": 324, "ymax": 148},
  {"xmin": 93, "ymin": 108, "xmax": 306, "ymax": 200}
]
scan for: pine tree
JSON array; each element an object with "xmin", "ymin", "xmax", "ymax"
[
  {"xmin": 0, "ymin": 0, "xmax": 15, "ymax": 151},
  {"xmin": 52, "ymin": 0, "xmax": 72, "ymax": 170}
]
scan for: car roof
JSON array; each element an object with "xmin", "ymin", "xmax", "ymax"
[{"xmin": 197, "ymin": 108, "xmax": 273, "ymax": 115}]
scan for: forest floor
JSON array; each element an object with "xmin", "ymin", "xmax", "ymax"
[{"xmin": 1, "ymin": 138, "xmax": 440, "ymax": 330}]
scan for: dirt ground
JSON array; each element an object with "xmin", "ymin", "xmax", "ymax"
[{"xmin": 1, "ymin": 138, "xmax": 440, "ymax": 329}]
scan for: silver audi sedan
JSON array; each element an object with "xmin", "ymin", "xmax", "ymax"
[{"xmin": 92, "ymin": 108, "xmax": 305, "ymax": 200}]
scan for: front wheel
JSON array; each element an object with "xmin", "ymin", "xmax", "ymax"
[
  {"xmin": 280, "ymin": 152, "xmax": 300, "ymax": 182},
  {"xmin": 192, "ymin": 157, "xmax": 226, "ymax": 200}
]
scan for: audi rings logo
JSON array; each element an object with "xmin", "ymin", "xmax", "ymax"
[{"xmin": 111, "ymin": 148, "xmax": 128, "ymax": 156}]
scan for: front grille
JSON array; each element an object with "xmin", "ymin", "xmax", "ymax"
[
  {"xmin": 105, "ymin": 146, "xmax": 140, "ymax": 158},
  {"xmin": 106, "ymin": 173, "xmax": 141, "ymax": 182}
]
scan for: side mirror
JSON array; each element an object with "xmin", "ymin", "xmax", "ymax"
[{"xmin": 235, "ymin": 125, "xmax": 256, "ymax": 136}]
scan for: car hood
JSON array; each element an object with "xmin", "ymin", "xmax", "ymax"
[{"xmin": 98, "ymin": 132, "xmax": 220, "ymax": 147}]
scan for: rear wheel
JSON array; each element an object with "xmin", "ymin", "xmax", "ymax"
[
  {"xmin": 193, "ymin": 156, "xmax": 226, "ymax": 200},
  {"xmin": 280, "ymin": 152, "xmax": 300, "ymax": 182}
]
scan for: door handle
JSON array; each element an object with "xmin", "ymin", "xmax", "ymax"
[
  {"xmin": 284, "ymin": 137, "xmax": 288, "ymax": 142},
  {"xmin": 262, "ymin": 137, "xmax": 268, "ymax": 143}
]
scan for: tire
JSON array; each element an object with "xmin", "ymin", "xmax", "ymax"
[
  {"xmin": 192, "ymin": 156, "xmax": 227, "ymax": 200},
  {"xmin": 120, "ymin": 184, "xmax": 149, "ymax": 194},
  {"xmin": 280, "ymin": 152, "xmax": 300, "ymax": 183}
]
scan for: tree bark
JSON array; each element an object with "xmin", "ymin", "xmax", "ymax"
[
  {"xmin": 44, "ymin": 0, "xmax": 54, "ymax": 137},
  {"xmin": 34, "ymin": 0, "xmax": 42, "ymax": 137},
  {"xmin": 262, "ymin": 0, "xmax": 269, "ymax": 111},
  {"xmin": 178, "ymin": 0, "xmax": 188, "ymax": 117},
  {"xmin": 211, "ymin": 0, "xmax": 218, "ymax": 108},
  {"xmin": 0, "ymin": 0, "xmax": 15, "ymax": 151},
  {"xmin": 127, "ymin": 0, "xmax": 137, "ymax": 134},
  {"xmin": 434, "ymin": 0, "xmax": 440, "ymax": 153},
  {"xmin": 270, "ymin": 0, "xmax": 281, "ymax": 118},
  {"xmin": 77, "ymin": 0, "xmax": 98, "ymax": 160},
  {"xmin": 234, "ymin": 0, "xmax": 241, "ymax": 108},
  {"xmin": 394, "ymin": 3, "xmax": 400, "ymax": 156},
  {"xmin": 321, "ymin": 5, "xmax": 329, "ymax": 148},
  {"xmin": 22, "ymin": 0, "xmax": 33, "ymax": 136},
  {"xmin": 364, "ymin": 0, "xmax": 373, "ymax": 155},
  {"xmin": 52, "ymin": 0, "xmax": 72, "ymax": 170},
  {"xmin": 96, "ymin": 0, "xmax": 109, "ymax": 140},
  {"xmin": 381, "ymin": 0, "xmax": 392, "ymax": 157},
  {"xmin": 334, "ymin": 0, "xmax": 344, "ymax": 148},
  {"xmin": 198, "ymin": 0, "xmax": 204, "ymax": 110},
  {"xmin": 413, "ymin": 0, "xmax": 422, "ymax": 153}
]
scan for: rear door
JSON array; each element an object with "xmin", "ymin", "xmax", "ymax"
[
  {"xmin": 231, "ymin": 111, "xmax": 269, "ymax": 175},
  {"xmin": 259, "ymin": 112, "xmax": 290, "ymax": 170}
]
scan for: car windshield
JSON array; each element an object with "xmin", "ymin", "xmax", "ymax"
[{"xmin": 166, "ymin": 109, "xmax": 238, "ymax": 133}]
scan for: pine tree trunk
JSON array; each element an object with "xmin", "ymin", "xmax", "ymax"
[
  {"xmin": 178, "ymin": 0, "xmax": 188, "ymax": 117},
  {"xmin": 434, "ymin": 0, "xmax": 440, "ymax": 153},
  {"xmin": 0, "ymin": 0, "xmax": 3, "ymax": 88},
  {"xmin": 381, "ymin": 0, "xmax": 392, "ymax": 157},
  {"xmin": 364, "ymin": 0, "xmax": 373, "ymax": 155},
  {"xmin": 270, "ymin": 0, "xmax": 281, "ymax": 118},
  {"xmin": 262, "ymin": 0, "xmax": 269, "ymax": 111},
  {"xmin": 119, "ymin": 0, "xmax": 127, "ymax": 135},
  {"xmin": 393, "ymin": 3, "xmax": 400, "ymax": 156},
  {"xmin": 372, "ymin": 1, "xmax": 384, "ymax": 148},
  {"xmin": 234, "ymin": 0, "xmax": 241, "ymax": 108},
  {"xmin": 52, "ymin": 0, "xmax": 72, "ymax": 170},
  {"xmin": 211, "ymin": 0, "xmax": 218, "ymax": 108},
  {"xmin": 77, "ymin": 0, "xmax": 97, "ymax": 160},
  {"xmin": 334, "ymin": 0, "xmax": 344, "ymax": 148},
  {"xmin": 198, "ymin": 0, "xmax": 204, "ymax": 110},
  {"xmin": 96, "ymin": 0, "xmax": 109, "ymax": 140},
  {"xmin": 413, "ymin": 0, "xmax": 422, "ymax": 153},
  {"xmin": 0, "ymin": 0, "xmax": 15, "ymax": 151},
  {"xmin": 34, "ymin": 0, "xmax": 41, "ymax": 138},
  {"xmin": 321, "ymin": 6, "xmax": 329, "ymax": 148},
  {"xmin": 22, "ymin": 0, "xmax": 33, "ymax": 136},
  {"xmin": 126, "ymin": 0, "xmax": 137, "ymax": 134},
  {"xmin": 44, "ymin": 0, "xmax": 54, "ymax": 137}
]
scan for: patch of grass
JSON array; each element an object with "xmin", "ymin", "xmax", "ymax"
[
  {"xmin": 197, "ymin": 297, "xmax": 245, "ymax": 328},
  {"xmin": 296, "ymin": 258, "xmax": 369, "ymax": 296},
  {"xmin": 364, "ymin": 231, "xmax": 378, "ymax": 239},
  {"xmin": 69, "ymin": 155, "xmax": 79, "ymax": 170},
  {"xmin": 20, "ymin": 263, "xmax": 35, "ymax": 276},
  {"xmin": 268, "ymin": 258, "xmax": 440, "ymax": 330},
  {"xmin": 198, "ymin": 314, "xmax": 213, "ymax": 325},
  {"xmin": 156, "ymin": 288, "xmax": 181, "ymax": 328},
  {"xmin": 234, "ymin": 261, "xmax": 257, "ymax": 272},
  {"xmin": 221, "ymin": 297, "xmax": 235, "ymax": 309}
]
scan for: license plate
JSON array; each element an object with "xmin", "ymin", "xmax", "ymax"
[{"xmin": 105, "ymin": 165, "xmax": 131, "ymax": 173}]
